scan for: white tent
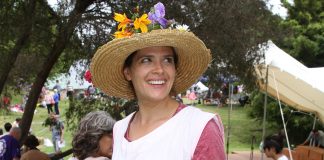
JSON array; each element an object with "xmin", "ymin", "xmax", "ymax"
[
  {"xmin": 255, "ymin": 41, "xmax": 324, "ymax": 123},
  {"xmin": 47, "ymin": 60, "xmax": 91, "ymax": 90},
  {"xmin": 196, "ymin": 81, "xmax": 209, "ymax": 92}
]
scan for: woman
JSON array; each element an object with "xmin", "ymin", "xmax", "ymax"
[
  {"xmin": 263, "ymin": 135, "xmax": 288, "ymax": 160},
  {"xmin": 90, "ymin": 2, "xmax": 225, "ymax": 160},
  {"xmin": 21, "ymin": 135, "xmax": 50, "ymax": 160},
  {"xmin": 72, "ymin": 111, "xmax": 116, "ymax": 160}
]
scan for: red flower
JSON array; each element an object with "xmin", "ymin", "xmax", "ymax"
[{"xmin": 84, "ymin": 70, "xmax": 92, "ymax": 83}]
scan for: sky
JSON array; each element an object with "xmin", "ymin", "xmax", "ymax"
[{"xmin": 267, "ymin": 0, "xmax": 289, "ymax": 18}]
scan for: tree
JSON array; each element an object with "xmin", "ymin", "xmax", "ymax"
[
  {"xmin": 247, "ymin": 90, "xmax": 324, "ymax": 145},
  {"xmin": 159, "ymin": 0, "xmax": 283, "ymax": 90},
  {"xmin": 280, "ymin": 0, "xmax": 324, "ymax": 67},
  {"xmin": 0, "ymin": 0, "xmax": 36, "ymax": 95},
  {"xmin": 20, "ymin": 0, "xmax": 98, "ymax": 143}
]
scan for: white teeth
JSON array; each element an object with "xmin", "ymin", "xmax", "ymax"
[{"xmin": 148, "ymin": 80, "xmax": 165, "ymax": 85}]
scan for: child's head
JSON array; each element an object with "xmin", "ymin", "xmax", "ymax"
[
  {"xmin": 263, "ymin": 135, "xmax": 284, "ymax": 158},
  {"xmin": 72, "ymin": 111, "xmax": 116, "ymax": 159}
]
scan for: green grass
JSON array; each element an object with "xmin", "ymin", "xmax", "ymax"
[
  {"xmin": 184, "ymin": 98, "xmax": 264, "ymax": 152},
  {"xmin": 0, "ymin": 97, "xmax": 264, "ymax": 158}
]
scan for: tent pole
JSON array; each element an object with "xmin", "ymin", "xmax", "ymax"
[
  {"xmin": 261, "ymin": 66, "xmax": 269, "ymax": 160},
  {"xmin": 226, "ymin": 83, "xmax": 233, "ymax": 160},
  {"xmin": 312, "ymin": 116, "xmax": 317, "ymax": 130}
]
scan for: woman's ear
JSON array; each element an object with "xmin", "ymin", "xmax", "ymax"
[{"xmin": 123, "ymin": 68, "xmax": 132, "ymax": 81}]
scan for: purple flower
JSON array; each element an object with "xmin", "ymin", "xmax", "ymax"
[{"xmin": 148, "ymin": 2, "xmax": 168, "ymax": 28}]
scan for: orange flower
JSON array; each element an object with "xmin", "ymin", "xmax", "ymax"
[
  {"xmin": 114, "ymin": 30, "xmax": 133, "ymax": 38},
  {"xmin": 114, "ymin": 13, "xmax": 131, "ymax": 30},
  {"xmin": 134, "ymin": 14, "xmax": 151, "ymax": 33}
]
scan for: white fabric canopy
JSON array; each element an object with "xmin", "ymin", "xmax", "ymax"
[
  {"xmin": 255, "ymin": 41, "xmax": 324, "ymax": 123},
  {"xmin": 196, "ymin": 81, "xmax": 209, "ymax": 92}
]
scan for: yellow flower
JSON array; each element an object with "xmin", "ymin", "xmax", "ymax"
[
  {"xmin": 134, "ymin": 14, "xmax": 151, "ymax": 33},
  {"xmin": 114, "ymin": 30, "xmax": 133, "ymax": 38},
  {"xmin": 114, "ymin": 13, "xmax": 131, "ymax": 30}
]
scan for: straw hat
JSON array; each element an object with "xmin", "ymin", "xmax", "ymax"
[{"xmin": 90, "ymin": 29, "xmax": 211, "ymax": 100}]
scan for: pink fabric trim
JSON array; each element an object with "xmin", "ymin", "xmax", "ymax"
[{"xmin": 192, "ymin": 115, "xmax": 225, "ymax": 160}]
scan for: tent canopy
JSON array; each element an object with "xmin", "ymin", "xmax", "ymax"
[{"xmin": 256, "ymin": 41, "xmax": 324, "ymax": 123}]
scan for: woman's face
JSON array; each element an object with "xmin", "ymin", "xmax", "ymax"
[
  {"xmin": 97, "ymin": 134, "xmax": 113, "ymax": 158},
  {"xmin": 123, "ymin": 46, "xmax": 176, "ymax": 101}
]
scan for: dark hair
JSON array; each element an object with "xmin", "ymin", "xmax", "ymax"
[
  {"xmin": 72, "ymin": 111, "xmax": 115, "ymax": 159},
  {"xmin": 0, "ymin": 128, "xmax": 3, "ymax": 135},
  {"xmin": 4, "ymin": 122, "xmax": 12, "ymax": 132},
  {"xmin": 24, "ymin": 135, "xmax": 40, "ymax": 149},
  {"xmin": 123, "ymin": 47, "xmax": 178, "ymax": 69},
  {"xmin": 263, "ymin": 135, "xmax": 285, "ymax": 154}
]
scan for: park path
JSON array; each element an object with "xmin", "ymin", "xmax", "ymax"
[{"xmin": 228, "ymin": 151, "xmax": 272, "ymax": 160}]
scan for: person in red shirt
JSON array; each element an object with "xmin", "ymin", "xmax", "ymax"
[{"xmin": 1, "ymin": 94, "xmax": 11, "ymax": 112}]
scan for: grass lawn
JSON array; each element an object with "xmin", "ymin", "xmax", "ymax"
[
  {"xmin": 184, "ymin": 98, "xmax": 264, "ymax": 152},
  {"xmin": 0, "ymin": 98, "xmax": 264, "ymax": 158}
]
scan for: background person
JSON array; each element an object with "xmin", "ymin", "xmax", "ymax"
[
  {"xmin": 53, "ymin": 89, "xmax": 60, "ymax": 115},
  {"xmin": 49, "ymin": 113, "xmax": 64, "ymax": 155},
  {"xmin": 12, "ymin": 117, "xmax": 21, "ymax": 128},
  {"xmin": 66, "ymin": 81, "xmax": 74, "ymax": 100},
  {"xmin": 301, "ymin": 129, "xmax": 324, "ymax": 148},
  {"xmin": 0, "ymin": 127, "xmax": 21, "ymax": 160},
  {"xmin": 90, "ymin": 2, "xmax": 225, "ymax": 160},
  {"xmin": 72, "ymin": 111, "xmax": 115, "ymax": 160},
  {"xmin": 262, "ymin": 135, "xmax": 288, "ymax": 160},
  {"xmin": 53, "ymin": 80, "xmax": 62, "ymax": 100},
  {"xmin": 21, "ymin": 134, "xmax": 50, "ymax": 160},
  {"xmin": 45, "ymin": 90, "xmax": 54, "ymax": 114},
  {"xmin": 4, "ymin": 122, "xmax": 12, "ymax": 133}
]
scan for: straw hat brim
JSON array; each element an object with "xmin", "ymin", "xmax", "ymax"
[{"xmin": 90, "ymin": 29, "xmax": 211, "ymax": 100}]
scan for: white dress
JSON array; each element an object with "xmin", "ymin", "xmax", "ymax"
[
  {"xmin": 277, "ymin": 155, "xmax": 289, "ymax": 160},
  {"xmin": 112, "ymin": 106, "xmax": 215, "ymax": 160}
]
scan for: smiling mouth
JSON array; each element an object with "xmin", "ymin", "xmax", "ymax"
[{"xmin": 148, "ymin": 80, "xmax": 166, "ymax": 85}]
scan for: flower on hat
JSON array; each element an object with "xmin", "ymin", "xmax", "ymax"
[
  {"xmin": 114, "ymin": 13, "xmax": 131, "ymax": 30},
  {"xmin": 84, "ymin": 70, "xmax": 92, "ymax": 83},
  {"xmin": 134, "ymin": 14, "xmax": 151, "ymax": 33},
  {"xmin": 148, "ymin": 2, "xmax": 168, "ymax": 28},
  {"xmin": 113, "ymin": 2, "xmax": 189, "ymax": 39},
  {"xmin": 114, "ymin": 29, "xmax": 133, "ymax": 39},
  {"xmin": 176, "ymin": 24, "xmax": 190, "ymax": 31}
]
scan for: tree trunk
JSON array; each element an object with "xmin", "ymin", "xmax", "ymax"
[
  {"xmin": 0, "ymin": 0, "xmax": 36, "ymax": 95},
  {"xmin": 20, "ymin": 0, "xmax": 96, "ymax": 143}
]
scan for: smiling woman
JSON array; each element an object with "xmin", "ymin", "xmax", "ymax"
[{"xmin": 90, "ymin": 2, "xmax": 225, "ymax": 160}]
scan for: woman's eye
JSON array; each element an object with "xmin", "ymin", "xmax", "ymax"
[
  {"xmin": 141, "ymin": 57, "xmax": 151, "ymax": 63},
  {"xmin": 165, "ymin": 57, "xmax": 174, "ymax": 64}
]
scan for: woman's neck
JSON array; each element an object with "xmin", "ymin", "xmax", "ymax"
[
  {"xmin": 274, "ymin": 153, "xmax": 284, "ymax": 160},
  {"xmin": 136, "ymin": 97, "xmax": 178, "ymax": 124}
]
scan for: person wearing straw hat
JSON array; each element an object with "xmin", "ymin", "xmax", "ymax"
[{"xmin": 90, "ymin": 2, "xmax": 225, "ymax": 160}]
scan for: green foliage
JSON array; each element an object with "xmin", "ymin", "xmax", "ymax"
[
  {"xmin": 280, "ymin": 0, "xmax": 324, "ymax": 67},
  {"xmin": 65, "ymin": 97, "xmax": 137, "ymax": 131},
  {"xmin": 247, "ymin": 90, "xmax": 324, "ymax": 145}
]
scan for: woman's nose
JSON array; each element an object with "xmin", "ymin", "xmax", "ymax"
[{"xmin": 152, "ymin": 61, "xmax": 164, "ymax": 73}]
